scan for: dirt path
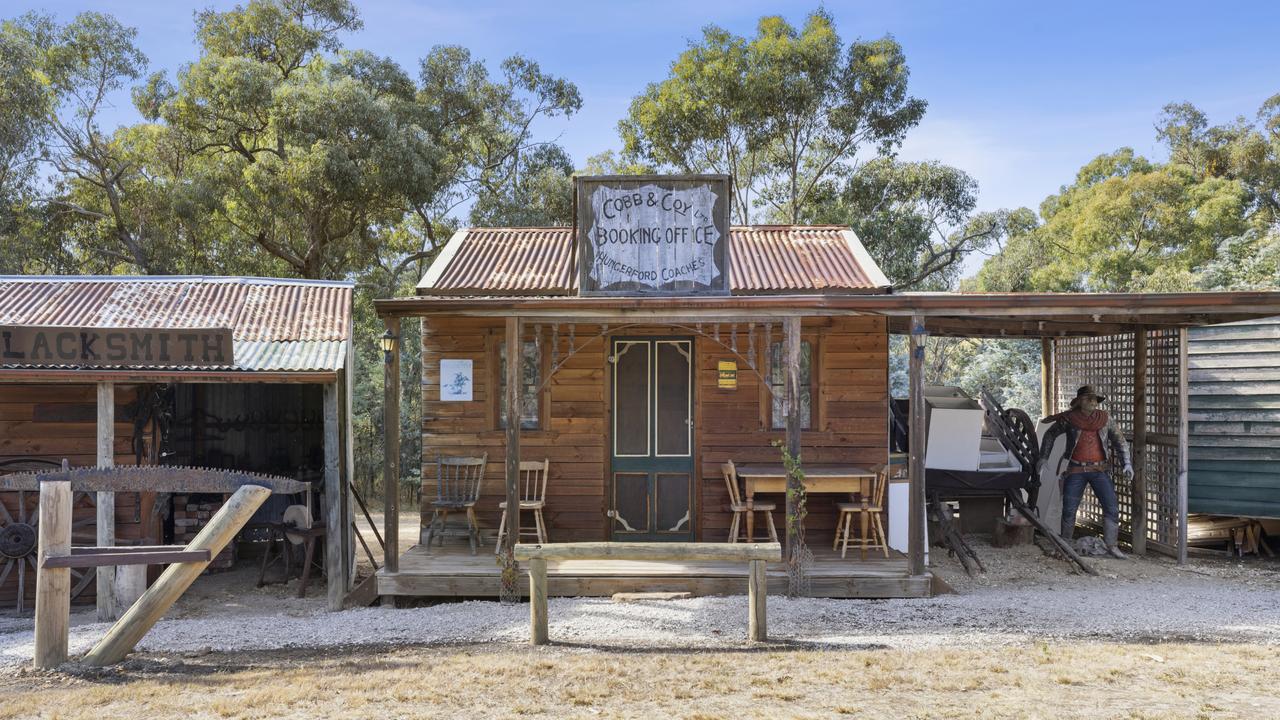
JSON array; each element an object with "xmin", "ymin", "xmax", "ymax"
[{"xmin": 0, "ymin": 529, "xmax": 1275, "ymax": 717}]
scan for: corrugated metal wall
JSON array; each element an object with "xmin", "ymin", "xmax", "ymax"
[{"xmin": 1188, "ymin": 317, "xmax": 1280, "ymax": 518}]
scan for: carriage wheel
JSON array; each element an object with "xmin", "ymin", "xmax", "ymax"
[{"xmin": 0, "ymin": 489, "xmax": 99, "ymax": 614}]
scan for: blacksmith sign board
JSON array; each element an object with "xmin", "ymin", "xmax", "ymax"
[
  {"xmin": 575, "ymin": 175, "xmax": 731, "ymax": 295},
  {"xmin": 0, "ymin": 326, "xmax": 234, "ymax": 367}
]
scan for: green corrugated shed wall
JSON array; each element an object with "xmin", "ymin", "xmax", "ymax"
[{"xmin": 1188, "ymin": 317, "xmax": 1280, "ymax": 518}]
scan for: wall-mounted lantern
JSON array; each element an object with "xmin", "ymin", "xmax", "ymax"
[{"xmin": 381, "ymin": 328, "xmax": 397, "ymax": 363}]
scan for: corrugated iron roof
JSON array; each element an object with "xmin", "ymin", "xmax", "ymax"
[
  {"xmin": 0, "ymin": 276, "xmax": 352, "ymax": 374},
  {"xmin": 417, "ymin": 225, "xmax": 892, "ymax": 295}
]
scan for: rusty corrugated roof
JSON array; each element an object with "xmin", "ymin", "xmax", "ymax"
[
  {"xmin": 0, "ymin": 276, "xmax": 352, "ymax": 374},
  {"xmin": 417, "ymin": 225, "xmax": 892, "ymax": 295}
]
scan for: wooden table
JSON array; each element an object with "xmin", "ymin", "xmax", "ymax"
[{"xmin": 733, "ymin": 464, "xmax": 877, "ymax": 542}]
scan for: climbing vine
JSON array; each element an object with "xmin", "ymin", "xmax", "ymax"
[{"xmin": 776, "ymin": 441, "xmax": 812, "ymax": 597}]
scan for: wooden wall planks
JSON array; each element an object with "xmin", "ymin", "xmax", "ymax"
[
  {"xmin": 0, "ymin": 384, "xmax": 146, "ymax": 606},
  {"xmin": 1187, "ymin": 318, "xmax": 1280, "ymax": 517},
  {"xmin": 420, "ymin": 316, "xmax": 890, "ymax": 545}
]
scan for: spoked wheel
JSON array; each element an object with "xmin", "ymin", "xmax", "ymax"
[{"xmin": 0, "ymin": 489, "xmax": 99, "ymax": 614}]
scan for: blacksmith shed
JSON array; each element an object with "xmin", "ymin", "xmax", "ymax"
[{"xmin": 0, "ymin": 275, "xmax": 356, "ymax": 615}]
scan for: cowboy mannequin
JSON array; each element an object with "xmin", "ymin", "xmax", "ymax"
[{"xmin": 1036, "ymin": 385, "xmax": 1133, "ymax": 559}]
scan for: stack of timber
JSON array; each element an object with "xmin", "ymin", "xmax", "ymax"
[
  {"xmin": 1187, "ymin": 515, "xmax": 1274, "ymax": 557},
  {"xmin": 172, "ymin": 494, "xmax": 236, "ymax": 570}
]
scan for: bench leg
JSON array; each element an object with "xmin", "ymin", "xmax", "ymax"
[
  {"xmin": 748, "ymin": 559, "xmax": 766, "ymax": 642},
  {"xmin": 530, "ymin": 557, "xmax": 548, "ymax": 645},
  {"xmin": 495, "ymin": 507, "xmax": 507, "ymax": 554}
]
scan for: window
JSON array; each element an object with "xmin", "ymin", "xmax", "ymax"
[
  {"xmin": 497, "ymin": 340, "xmax": 541, "ymax": 430},
  {"xmin": 768, "ymin": 340, "xmax": 813, "ymax": 430}
]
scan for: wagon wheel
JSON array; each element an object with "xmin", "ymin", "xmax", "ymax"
[{"xmin": 0, "ymin": 489, "xmax": 98, "ymax": 614}]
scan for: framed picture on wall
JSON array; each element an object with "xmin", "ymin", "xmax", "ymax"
[{"xmin": 440, "ymin": 359, "xmax": 473, "ymax": 401}]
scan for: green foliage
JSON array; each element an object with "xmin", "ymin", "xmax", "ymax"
[
  {"xmin": 0, "ymin": 14, "xmax": 53, "ymax": 230},
  {"xmin": 469, "ymin": 144, "xmax": 574, "ymax": 227},
  {"xmin": 976, "ymin": 94, "xmax": 1280, "ymax": 295},
  {"xmin": 0, "ymin": 2, "xmax": 581, "ymax": 504},
  {"xmin": 620, "ymin": 9, "xmax": 925, "ymax": 224},
  {"xmin": 967, "ymin": 93, "xmax": 1280, "ymax": 419},
  {"xmin": 807, "ymin": 158, "xmax": 1035, "ymax": 289},
  {"xmin": 579, "ymin": 150, "xmax": 657, "ymax": 176},
  {"xmin": 1194, "ymin": 230, "xmax": 1280, "ymax": 290}
]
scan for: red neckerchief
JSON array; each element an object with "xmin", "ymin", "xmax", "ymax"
[{"xmin": 1064, "ymin": 409, "xmax": 1108, "ymax": 432}]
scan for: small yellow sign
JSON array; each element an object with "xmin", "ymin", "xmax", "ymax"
[{"xmin": 718, "ymin": 360, "xmax": 738, "ymax": 389}]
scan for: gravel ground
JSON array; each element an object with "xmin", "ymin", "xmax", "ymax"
[{"xmin": 1, "ymin": 537, "xmax": 1276, "ymax": 670}]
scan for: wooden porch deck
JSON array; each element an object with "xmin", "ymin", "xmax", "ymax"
[{"xmin": 376, "ymin": 542, "xmax": 932, "ymax": 599}]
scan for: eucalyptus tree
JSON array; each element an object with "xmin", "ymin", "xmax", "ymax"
[
  {"xmin": 806, "ymin": 158, "xmax": 1034, "ymax": 289},
  {"xmin": 619, "ymin": 9, "xmax": 925, "ymax": 224},
  {"xmin": 140, "ymin": 0, "xmax": 430, "ymax": 279},
  {"xmin": 0, "ymin": 12, "xmax": 172, "ymax": 272}
]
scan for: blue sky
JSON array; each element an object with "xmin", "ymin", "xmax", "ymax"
[{"xmin": 17, "ymin": 1, "xmax": 1280, "ymax": 272}]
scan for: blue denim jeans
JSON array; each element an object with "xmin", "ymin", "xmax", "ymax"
[{"xmin": 1061, "ymin": 470, "xmax": 1120, "ymax": 527}]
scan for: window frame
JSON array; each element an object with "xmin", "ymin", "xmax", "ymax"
[
  {"xmin": 489, "ymin": 333, "xmax": 550, "ymax": 431},
  {"xmin": 760, "ymin": 334, "xmax": 822, "ymax": 432}
]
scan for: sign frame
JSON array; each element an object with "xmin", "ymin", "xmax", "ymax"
[
  {"xmin": 439, "ymin": 358, "xmax": 474, "ymax": 402},
  {"xmin": 717, "ymin": 360, "xmax": 738, "ymax": 390},
  {"xmin": 0, "ymin": 326, "xmax": 235, "ymax": 368},
  {"xmin": 575, "ymin": 174, "xmax": 732, "ymax": 297}
]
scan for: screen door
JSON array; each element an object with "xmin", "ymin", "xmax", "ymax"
[{"xmin": 609, "ymin": 337, "xmax": 694, "ymax": 540}]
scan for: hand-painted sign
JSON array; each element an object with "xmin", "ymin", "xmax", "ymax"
[
  {"xmin": 0, "ymin": 327, "xmax": 234, "ymax": 367},
  {"xmin": 576, "ymin": 175, "xmax": 730, "ymax": 295}
]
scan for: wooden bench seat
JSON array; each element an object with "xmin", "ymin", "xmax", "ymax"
[{"xmin": 513, "ymin": 541, "xmax": 782, "ymax": 644}]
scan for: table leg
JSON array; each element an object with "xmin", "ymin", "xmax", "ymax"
[
  {"xmin": 745, "ymin": 483, "xmax": 756, "ymax": 543},
  {"xmin": 297, "ymin": 536, "xmax": 316, "ymax": 599}
]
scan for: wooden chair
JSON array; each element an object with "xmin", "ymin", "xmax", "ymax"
[
  {"xmin": 421, "ymin": 454, "xmax": 488, "ymax": 555},
  {"xmin": 834, "ymin": 464, "xmax": 889, "ymax": 560},
  {"xmin": 495, "ymin": 459, "xmax": 550, "ymax": 551},
  {"xmin": 722, "ymin": 460, "xmax": 778, "ymax": 543}
]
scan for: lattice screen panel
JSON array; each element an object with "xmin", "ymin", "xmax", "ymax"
[
  {"xmin": 1144, "ymin": 329, "xmax": 1182, "ymax": 547},
  {"xmin": 1052, "ymin": 330, "xmax": 1183, "ymax": 553},
  {"xmin": 1054, "ymin": 333, "xmax": 1135, "ymax": 533}
]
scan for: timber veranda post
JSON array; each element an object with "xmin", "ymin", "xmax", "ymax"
[
  {"xmin": 502, "ymin": 316, "xmax": 522, "ymax": 601},
  {"xmin": 1177, "ymin": 328, "xmax": 1189, "ymax": 565},
  {"xmin": 1040, "ymin": 338, "xmax": 1053, "ymax": 418},
  {"xmin": 783, "ymin": 316, "xmax": 804, "ymax": 592},
  {"xmin": 1132, "ymin": 328, "xmax": 1148, "ymax": 555},
  {"xmin": 323, "ymin": 381, "xmax": 344, "ymax": 611},
  {"xmin": 34, "ymin": 480, "xmax": 72, "ymax": 669},
  {"xmin": 96, "ymin": 381, "xmax": 117, "ymax": 622},
  {"xmin": 383, "ymin": 316, "xmax": 401, "ymax": 576},
  {"xmin": 908, "ymin": 315, "xmax": 927, "ymax": 577}
]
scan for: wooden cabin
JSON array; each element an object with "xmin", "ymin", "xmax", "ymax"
[{"xmin": 374, "ymin": 175, "xmax": 1280, "ymax": 601}]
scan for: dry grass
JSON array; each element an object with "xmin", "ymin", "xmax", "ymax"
[{"xmin": 2, "ymin": 640, "xmax": 1277, "ymax": 719}]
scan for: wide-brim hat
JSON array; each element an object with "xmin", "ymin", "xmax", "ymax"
[{"xmin": 1069, "ymin": 385, "xmax": 1106, "ymax": 408}]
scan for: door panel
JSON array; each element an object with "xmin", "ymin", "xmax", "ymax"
[
  {"xmin": 612, "ymin": 473, "xmax": 650, "ymax": 533},
  {"xmin": 609, "ymin": 337, "xmax": 694, "ymax": 541},
  {"xmin": 655, "ymin": 473, "xmax": 692, "ymax": 532},
  {"xmin": 613, "ymin": 341, "xmax": 650, "ymax": 457},
  {"xmin": 655, "ymin": 341, "xmax": 691, "ymax": 456}
]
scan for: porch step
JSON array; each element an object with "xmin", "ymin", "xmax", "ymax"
[{"xmin": 611, "ymin": 591, "xmax": 693, "ymax": 603}]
